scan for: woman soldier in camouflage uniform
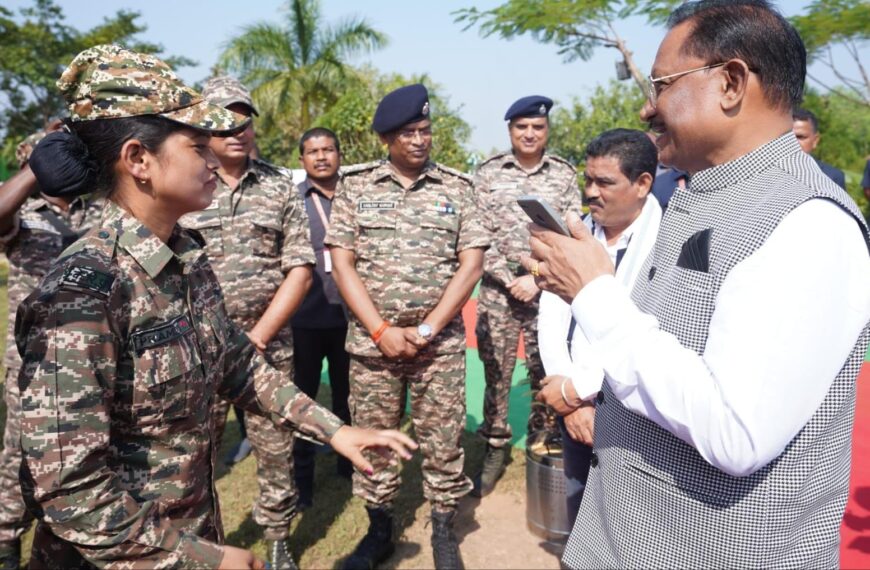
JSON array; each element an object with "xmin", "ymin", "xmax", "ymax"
[{"xmin": 15, "ymin": 44, "xmax": 415, "ymax": 570}]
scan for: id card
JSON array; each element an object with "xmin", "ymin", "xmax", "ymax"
[{"xmin": 323, "ymin": 249, "xmax": 332, "ymax": 273}]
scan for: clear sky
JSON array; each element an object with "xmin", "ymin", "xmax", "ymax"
[{"xmin": 5, "ymin": 0, "xmax": 866, "ymax": 153}]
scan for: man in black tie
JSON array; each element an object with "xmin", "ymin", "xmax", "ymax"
[{"xmin": 537, "ymin": 129, "xmax": 663, "ymax": 523}]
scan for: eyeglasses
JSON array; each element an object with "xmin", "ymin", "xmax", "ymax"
[
  {"xmin": 646, "ymin": 63, "xmax": 726, "ymax": 108},
  {"xmin": 397, "ymin": 127, "xmax": 432, "ymax": 143}
]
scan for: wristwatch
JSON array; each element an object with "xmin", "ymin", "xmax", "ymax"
[{"xmin": 417, "ymin": 323, "xmax": 433, "ymax": 340}]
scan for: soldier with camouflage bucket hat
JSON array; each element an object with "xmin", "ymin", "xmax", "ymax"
[
  {"xmin": 15, "ymin": 44, "xmax": 415, "ymax": 570},
  {"xmin": 0, "ymin": 125, "xmax": 104, "ymax": 570},
  {"xmin": 326, "ymin": 84, "xmax": 489, "ymax": 570},
  {"xmin": 179, "ymin": 75, "xmax": 316, "ymax": 570}
]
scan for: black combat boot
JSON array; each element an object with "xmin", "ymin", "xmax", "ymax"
[
  {"xmin": 471, "ymin": 444, "xmax": 509, "ymax": 497},
  {"xmin": 0, "ymin": 539, "xmax": 19, "ymax": 570},
  {"xmin": 266, "ymin": 537, "xmax": 298, "ymax": 570},
  {"xmin": 341, "ymin": 506, "xmax": 395, "ymax": 570},
  {"xmin": 431, "ymin": 510, "xmax": 463, "ymax": 570}
]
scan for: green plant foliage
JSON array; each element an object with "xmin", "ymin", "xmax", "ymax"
[
  {"xmin": 0, "ymin": 0, "xmax": 193, "ymax": 173},
  {"xmin": 218, "ymin": 0, "xmax": 387, "ymax": 162},
  {"xmin": 547, "ymin": 80, "xmax": 647, "ymax": 166}
]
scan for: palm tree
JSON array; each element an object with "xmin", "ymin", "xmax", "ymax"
[{"xmin": 219, "ymin": 0, "xmax": 387, "ymax": 141}]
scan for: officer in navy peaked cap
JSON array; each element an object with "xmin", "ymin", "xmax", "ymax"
[
  {"xmin": 372, "ymin": 83, "xmax": 431, "ymax": 134},
  {"xmin": 472, "ymin": 91, "xmax": 581, "ymax": 499},
  {"xmin": 504, "ymin": 95, "xmax": 553, "ymax": 121},
  {"xmin": 325, "ymin": 81, "xmax": 489, "ymax": 570}
]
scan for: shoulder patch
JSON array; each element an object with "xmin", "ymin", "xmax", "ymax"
[
  {"xmin": 547, "ymin": 153, "xmax": 577, "ymax": 170},
  {"xmin": 253, "ymin": 159, "xmax": 284, "ymax": 178},
  {"xmin": 340, "ymin": 160, "xmax": 384, "ymax": 178},
  {"xmin": 434, "ymin": 163, "xmax": 473, "ymax": 184},
  {"xmin": 59, "ymin": 265, "xmax": 115, "ymax": 297},
  {"xmin": 477, "ymin": 152, "xmax": 510, "ymax": 169}
]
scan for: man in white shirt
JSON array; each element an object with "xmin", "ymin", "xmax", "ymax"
[
  {"xmin": 537, "ymin": 129, "xmax": 661, "ymax": 524},
  {"xmin": 525, "ymin": 1, "xmax": 870, "ymax": 568}
]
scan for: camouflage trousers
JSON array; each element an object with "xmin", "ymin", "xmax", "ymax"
[
  {"xmin": 213, "ymin": 359, "xmax": 298, "ymax": 540},
  {"xmin": 475, "ymin": 275, "xmax": 546, "ymax": 448},
  {"xmin": 0, "ymin": 367, "xmax": 33, "ymax": 545},
  {"xmin": 350, "ymin": 351, "xmax": 471, "ymax": 511}
]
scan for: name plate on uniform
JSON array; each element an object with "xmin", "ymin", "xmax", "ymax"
[
  {"xmin": 358, "ymin": 201, "xmax": 396, "ymax": 211},
  {"xmin": 130, "ymin": 314, "xmax": 194, "ymax": 354}
]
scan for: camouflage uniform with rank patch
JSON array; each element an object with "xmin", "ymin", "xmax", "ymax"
[
  {"xmin": 474, "ymin": 149, "xmax": 581, "ymax": 451},
  {"xmin": 326, "ymin": 159, "xmax": 487, "ymax": 506},
  {"xmin": 0, "ymin": 131, "xmax": 105, "ymax": 567},
  {"xmin": 179, "ymin": 155, "xmax": 315, "ymax": 543},
  {"xmin": 16, "ymin": 199, "xmax": 342, "ymax": 569}
]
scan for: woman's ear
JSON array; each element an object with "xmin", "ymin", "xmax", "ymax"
[{"xmin": 118, "ymin": 138, "xmax": 152, "ymax": 184}]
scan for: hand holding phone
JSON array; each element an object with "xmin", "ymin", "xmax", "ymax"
[{"xmin": 516, "ymin": 195, "xmax": 570, "ymax": 236}]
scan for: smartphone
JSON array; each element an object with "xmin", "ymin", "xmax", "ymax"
[{"xmin": 517, "ymin": 195, "xmax": 570, "ymax": 236}]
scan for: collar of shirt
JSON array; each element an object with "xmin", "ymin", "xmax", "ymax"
[
  {"xmin": 299, "ymin": 177, "xmax": 335, "ymax": 200},
  {"xmin": 31, "ymin": 195, "xmax": 87, "ymax": 218},
  {"xmin": 500, "ymin": 151, "xmax": 550, "ymax": 175},
  {"xmin": 689, "ymin": 132, "xmax": 800, "ymax": 193},
  {"xmin": 102, "ymin": 200, "xmax": 204, "ymax": 279},
  {"xmin": 217, "ymin": 157, "xmax": 263, "ymax": 191},
  {"xmin": 372, "ymin": 159, "xmax": 442, "ymax": 187},
  {"xmin": 591, "ymin": 212, "xmax": 641, "ymax": 265}
]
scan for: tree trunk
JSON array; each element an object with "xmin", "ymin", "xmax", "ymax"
[{"xmin": 614, "ymin": 36, "xmax": 648, "ymax": 96}]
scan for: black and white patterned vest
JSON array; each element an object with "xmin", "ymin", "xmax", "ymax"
[{"xmin": 563, "ymin": 134, "xmax": 870, "ymax": 569}]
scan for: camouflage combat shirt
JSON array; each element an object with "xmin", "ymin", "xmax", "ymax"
[
  {"xmin": 0, "ymin": 195, "xmax": 104, "ymax": 373},
  {"xmin": 179, "ymin": 159, "xmax": 315, "ymax": 362},
  {"xmin": 325, "ymin": 160, "xmax": 489, "ymax": 357},
  {"xmin": 475, "ymin": 152, "xmax": 581, "ymax": 286},
  {"xmin": 15, "ymin": 200, "xmax": 342, "ymax": 568}
]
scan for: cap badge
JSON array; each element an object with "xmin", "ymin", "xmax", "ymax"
[
  {"xmin": 422, "ymin": 101, "xmax": 430, "ymax": 116},
  {"xmin": 539, "ymin": 103, "xmax": 547, "ymax": 115}
]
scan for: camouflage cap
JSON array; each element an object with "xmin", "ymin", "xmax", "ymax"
[
  {"xmin": 16, "ymin": 130, "xmax": 48, "ymax": 169},
  {"xmin": 57, "ymin": 44, "xmax": 249, "ymax": 134},
  {"xmin": 202, "ymin": 76, "xmax": 259, "ymax": 116}
]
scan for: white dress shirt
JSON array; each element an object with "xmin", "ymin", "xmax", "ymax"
[
  {"xmin": 571, "ymin": 198, "xmax": 870, "ymax": 476},
  {"xmin": 538, "ymin": 195, "xmax": 661, "ymax": 391}
]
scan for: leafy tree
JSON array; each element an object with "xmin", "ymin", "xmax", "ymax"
[
  {"xmin": 791, "ymin": 0, "xmax": 869, "ymax": 107},
  {"xmin": 0, "ymin": 0, "xmax": 193, "ymax": 173},
  {"xmin": 218, "ymin": 0, "xmax": 387, "ymax": 156},
  {"xmin": 454, "ymin": 0, "xmax": 681, "ymax": 94},
  {"xmin": 547, "ymin": 80, "xmax": 647, "ymax": 166},
  {"xmin": 261, "ymin": 66, "xmax": 472, "ymax": 171}
]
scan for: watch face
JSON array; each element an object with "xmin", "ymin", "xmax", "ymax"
[{"xmin": 417, "ymin": 323, "xmax": 433, "ymax": 339}]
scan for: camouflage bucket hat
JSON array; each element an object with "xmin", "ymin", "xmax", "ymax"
[
  {"xmin": 202, "ymin": 75, "xmax": 259, "ymax": 116},
  {"xmin": 58, "ymin": 44, "xmax": 249, "ymax": 134}
]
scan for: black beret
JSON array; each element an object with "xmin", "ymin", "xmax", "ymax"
[
  {"xmin": 372, "ymin": 84, "xmax": 430, "ymax": 134},
  {"xmin": 504, "ymin": 95, "xmax": 553, "ymax": 121}
]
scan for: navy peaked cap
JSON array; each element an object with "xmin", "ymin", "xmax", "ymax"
[
  {"xmin": 504, "ymin": 95, "xmax": 553, "ymax": 121},
  {"xmin": 372, "ymin": 84, "xmax": 430, "ymax": 134}
]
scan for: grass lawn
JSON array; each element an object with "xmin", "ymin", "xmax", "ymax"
[{"xmin": 0, "ymin": 258, "xmax": 532, "ymax": 568}]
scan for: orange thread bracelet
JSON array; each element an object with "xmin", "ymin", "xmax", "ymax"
[{"xmin": 372, "ymin": 321, "xmax": 391, "ymax": 345}]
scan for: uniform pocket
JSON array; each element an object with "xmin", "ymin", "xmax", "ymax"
[
  {"xmin": 182, "ymin": 213, "xmax": 223, "ymax": 258},
  {"xmin": 251, "ymin": 217, "xmax": 282, "ymax": 258},
  {"xmin": 357, "ymin": 217, "xmax": 395, "ymax": 258},
  {"xmin": 419, "ymin": 216, "xmax": 458, "ymax": 258},
  {"xmin": 131, "ymin": 319, "xmax": 202, "ymax": 425}
]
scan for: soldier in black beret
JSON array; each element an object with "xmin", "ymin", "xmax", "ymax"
[{"xmin": 326, "ymin": 84, "xmax": 490, "ymax": 570}]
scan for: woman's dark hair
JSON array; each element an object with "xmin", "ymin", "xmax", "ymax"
[
  {"xmin": 667, "ymin": 0, "xmax": 806, "ymax": 111},
  {"xmin": 30, "ymin": 115, "xmax": 185, "ymax": 198}
]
